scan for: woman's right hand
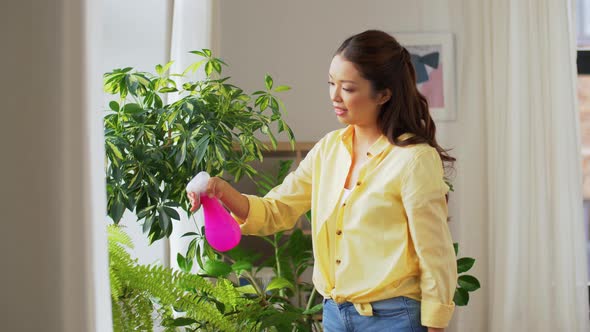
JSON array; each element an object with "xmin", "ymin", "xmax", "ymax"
[
  {"xmin": 187, "ymin": 176, "xmax": 250, "ymax": 220},
  {"xmin": 187, "ymin": 177, "xmax": 228, "ymax": 213}
]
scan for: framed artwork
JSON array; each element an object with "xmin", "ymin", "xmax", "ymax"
[{"xmin": 395, "ymin": 33, "xmax": 456, "ymax": 121}]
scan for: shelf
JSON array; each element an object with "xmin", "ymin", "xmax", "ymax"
[{"xmin": 234, "ymin": 141, "xmax": 316, "ymax": 164}]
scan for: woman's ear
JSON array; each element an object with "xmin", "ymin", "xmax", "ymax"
[{"xmin": 377, "ymin": 88, "xmax": 392, "ymax": 105}]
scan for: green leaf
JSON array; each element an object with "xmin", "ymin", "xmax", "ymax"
[
  {"xmin": 235, "ymin": 285, "xmax": 258, "ymax": 294},
  {"xmin": 189, "ymin": 50, "xmax": 207, "ymax": 57},
  {"xmin": 163, "ymin": 206, "xmax": 180, "ymax": 220},
  {"xmin": 254, "ymin": 95, "xmax": 265, "ymax": 107},
  {"xmin": 457, "ymin": 257, "xmax": 475, "ymax": 273},
  {"xmin": 161, "ymin": 61, "xmax": 174, "ymax": 75},
  {"xmin": 158, "ymin": 207, "xmax": 171, "ymax": 234},
  {"xmin": 122, "ymin": 103, "xmax": 143, "ymax": 114},
  {"xmin": 267, "ymin": 130, "xmax": 277, "ymax": 150},
  {"xmin": 445, "ymin": 179, "xmax": 455, "ymax": 192},
  {"xmin": 159, "ymin": 87, "xmax": 178, "ymax": 93},
  {"xmin": 193, "ymin": 136, "xmax": 209, "ymax": 166},
  {"xmin": 458, "ymin": 275, "xmax": 481, "ymax": 291},
  {"xmin": 205, "ymin": 61, "xmax": 214, "ymax": 77},
  {"xmin": 203, "ymin": 260, "xmax": 232, "ymax": 277},
  {"xmin": 264, "ymin": 74, "xmax": 273, "ymax": 90},
  {"xmin": 269, "ymin": 97, "xmax": 279, "ymax": 111},
  {"xmin": 453, "ymin": 242, "xmax": 459, "ymax": 256},
  {"xmin": 203, "ymin": 49, "xmax": 212, "ymax": 57},
  {"xmin": 181, "ymin": 232, "xmax": 199, "ymax": 238},
  {"xmin": 108, "ymin": 101, "xmax": 119, "ymax": 111},
  {"xmin": 136, "ymin": 205, "xmax": 155, "ymax": 219},
  {"xmin": 195, "ymin": 244, "xmax": 204, "ymax": 270},
  {"xmin": 274, "ymin": 85, "xmax": 291, "ymax": 92},
  {"xmin": 171, "ymin": 317, "xmax": 197, "ymax": 327},
  {"xmin": 187, "ymin": 238, "xmax": 197, "ymax": 259},
  {"xmin": 175, "ymin": 141, "xmax": 187, "ymax": 167},
  {"xmin": 231, "ymin": 261, "xmax": 253, "ymax": 274},
  {"xmin": 177, "ymin": 253, "xmax": 193, "ymax": 273},
  {"xmin": 110, "ymin": 198, "xmax": 125, "ymax": 223},
  {"xmin": 260, "ymin": 96, "xmax": 269, "ymax": 111},
  {"xmin": 106, "ymin": 141, "xmax": 124, "ymax": 160},
  {"xmin": 182, "ymin": 59, "xmax": 205, "ymax": 75},
  {"xmin": 142, "ymin": 214, "xmax": 155, "ymax": 233},
  {"xmin": 265, "ymin": 277, "xmax": 294, "ymax": 292},
  {"xmin": 212, "ymin": 61, "xmax": 222, "ymax": 74},
  {"xmin": 302, "ymin": 303, "xmax": 323, "ymax": 315},
  {"xmin": 454, "ymin": 287, "xmax": 469, "ymax": 306}
]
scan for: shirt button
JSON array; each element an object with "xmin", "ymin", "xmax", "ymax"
[
  {"xmin": 336, "ymin": 259, "xmax": 341, "ymax": 264},
  {"xmin": 336, "ymin": 230, "xmax": 342, "ymax": 235},
  {"xmin": 356, "ymin": 181, "xmax": 361, "ymax": 186},
  {"xmin": 342, "ymin": 203, "xmax": 346, "ymax": 206}
]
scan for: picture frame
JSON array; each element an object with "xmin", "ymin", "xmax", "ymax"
[{"xmin": 394, "ymin": 33, "xmax": 456, "ymax": 121}]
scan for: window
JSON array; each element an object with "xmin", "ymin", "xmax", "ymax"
[{"xmin": 578, "ymin": 0, "xmax": 590, "ymax": 47}]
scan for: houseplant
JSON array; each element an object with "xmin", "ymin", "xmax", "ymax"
[
  {"xmin": 104, "ymin": 50, "xmax": 320, "ymax": 331},
  {"xmin": 104, "ymin": 49, "xmax": 295, "ymax": 243},
  {"xmin": 445, "ymin": 181, "xmax": 480, "ymax": 306}
]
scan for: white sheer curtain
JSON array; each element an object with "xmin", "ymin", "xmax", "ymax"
[
  {"xmin": 476, "ymin": 0, "xmax": 588, "ymax": 330},
  {"xmin": 167, "ymin": 0, "xmax": 214, "ymax": 272}
]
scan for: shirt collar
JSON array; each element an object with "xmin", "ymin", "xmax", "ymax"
[
  {"xmin": 339, "ymin": 126, "xmax": 391, "ymax": 157},
  {"xmin": 339, "ymin": 126, "xmax": 414, "ymax": 157}
]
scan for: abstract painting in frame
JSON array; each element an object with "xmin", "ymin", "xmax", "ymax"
[{"xmin": 395, "ymin": 33, "xmax": 456, "ymax": 121}]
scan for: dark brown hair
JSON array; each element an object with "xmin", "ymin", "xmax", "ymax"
[{"xmin": 335, "ymin": 30, "xmax": 455, "ymax": 169}]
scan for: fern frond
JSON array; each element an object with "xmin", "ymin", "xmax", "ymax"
[
  {"xmin": 109, "ymin": 268, "xmax": 122, "ymax": 300},
  {"xmin": 108, "ymin": 225, "xmax": 265, "ymax": 331},
  {"xmin": 108, "ymin": 224, "xmax": 134, "ymax": 249}
]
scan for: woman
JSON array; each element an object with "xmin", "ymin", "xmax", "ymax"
[{"xmin": 188, "ymin": 30, "xmax": 457, "ymax": 332}]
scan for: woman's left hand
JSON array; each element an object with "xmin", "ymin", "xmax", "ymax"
[{"xmin": 428, "ymin": 328, "xmax": 444, "ymax": 332}]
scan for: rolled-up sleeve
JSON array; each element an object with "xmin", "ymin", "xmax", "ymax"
[
  {"xmin": 401, "ymin": 148, "xmax": 457, "ymax": 328},
  {"xmin": 233, "ymin": 143, "xmax": 319, "ymax": 236}
]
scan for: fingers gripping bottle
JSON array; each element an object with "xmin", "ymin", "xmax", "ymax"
[{"xmin": 186, "ymin": 172, "xmax": 241, "ymax": 252}]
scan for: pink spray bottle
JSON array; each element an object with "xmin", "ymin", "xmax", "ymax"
[{"xmin": 186, "ymin": 172, "xmax": 241, "ymax": 252}]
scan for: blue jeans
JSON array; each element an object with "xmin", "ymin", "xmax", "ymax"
[{"xmin": 322, "ymin": 297, "xmax": 427, "ymax": 332}]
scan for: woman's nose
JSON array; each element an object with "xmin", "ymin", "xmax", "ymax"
[{"xmin": 331, "ymin": 88, "xmax": 342, "ymax": 102}]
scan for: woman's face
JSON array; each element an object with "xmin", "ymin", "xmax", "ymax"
[{"xmin": 328, "ymin": 54, "xmax": 389, "ymax": 128}]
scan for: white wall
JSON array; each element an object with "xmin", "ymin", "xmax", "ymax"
[
  {"xmin": 218, "ymin": 1, "xmax": 488, "ymax": 331},
  {"xmin": 102, "ymin": 0, "xmax": 173, "ymax": 266}
]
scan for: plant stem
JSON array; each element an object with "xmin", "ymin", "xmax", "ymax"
[
  {"xmin": 301, "ymin": 288, "xmax": 320, "ymax": 331},
  {"xmin": 241, "ymin": 271, "xmax": 264, "ymax": 297},
  {"xmin": 273, "ymin": 234, "xmax": 286, "ymax": 298},
  {"xmin": 273, "ymin": 235, "xmax": 282, "ymax": 277},
  {"xmin": 217, "ymin": 251, "xmax": 264, "ymax": 297},
  {"xmin": 305, "ymin": 287, "xmax": 317, "ymax": 311}
]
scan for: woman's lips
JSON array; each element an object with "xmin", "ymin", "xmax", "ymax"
[{"xmin": 334, "ymin": 107, "xmax": 347, "ymax": 116}]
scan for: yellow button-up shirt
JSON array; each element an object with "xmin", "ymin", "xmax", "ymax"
[{"xmin": 236, "ymin": 126, "xmax": 457, "ymax": 328}]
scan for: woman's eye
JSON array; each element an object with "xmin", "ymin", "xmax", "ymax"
[
  {"xmin": 328, "ymin": 81, "xmax": 335, "ymax": 86},
  {"xmin": 343, "ymin": 87, "xmax": 354, "ymax": 92}
]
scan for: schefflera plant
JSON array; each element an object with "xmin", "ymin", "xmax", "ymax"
[{"xmin": 103, "ymin": 49, "xmax": 295, "ymax": 243}]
